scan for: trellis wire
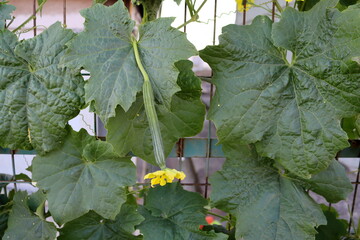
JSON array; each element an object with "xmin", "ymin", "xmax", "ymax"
[{"xmin": 0, "ymin": 0, "xmax": 359, "ymax": 234}]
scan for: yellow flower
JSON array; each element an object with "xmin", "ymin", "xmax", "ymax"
[
  {"xmin": 144, "ymin": 168, "xmax": 186, "ymax": 187},
  {"xmin": 235, "ymin": 0, "xmax": 254, "ymax": 12}
]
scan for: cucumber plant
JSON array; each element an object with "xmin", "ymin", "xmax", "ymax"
[{"xmin": 0, "ymin": 0, "xmax": 359, "ymax": 239}]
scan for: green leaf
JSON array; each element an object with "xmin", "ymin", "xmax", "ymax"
[
  {"xmin": 316, "ymin": 204, "xmax": 348, "ymax": 240},
  {"xmin": 0, "ymin": 174, "xmax": 12, "ymax": 189},
  {"xmin": 297, "ymin": 0, "xmax": 321, "ymax": 11},
  {"xmin": 15, "ymin": 173, "xmax": 32, "ymax": 182},
  {"xmin": 174, "ymin": 0, "xmax": 182, "ymax": 5},
  {"xmin": 62, "ymin": 1, "xmax": 197, "ymax": 124},
  {"xmin": 209, "ymin": 143, "xmax": 326, "ymax": 240},
  {"xmin": 136, "ymin": 0, "xmax": 163, "ymax": 22},
  {"xmin": 296, "ymin": 160, "xmax": 353, "ymax": 203},
  {"xmin": 107, "ymin": 60, "xmax": 205, "ymax": 165},
  {"xmin": 336, "ymin": 0, "xmax": 360, "ymax": 11},
  {"xmin": 32, "ymin": 127, "xmax": 136, "ymax": 224},
  {"xmin": 27, "ymin": 190, "xmax": 46, "ymax": 213},
  {"xmin": 3, "ymin": 191, "xmax": 57, "ymax": 240},
  {"xmin": 37, "ymin": 0, "xmax": 45, "ymax": 15},
  {"xmin": 342, "ymin": 115, "xmax": 360, "ymax": 139},
  {"xmin": 0, "ymin": 195, "xmax": 12, "ymax": 238},
  {"xmin": 200, "ymin": 0, "xmax": 360, "ymax": 178},
  {"xmin": 59, "ymin": 196, "xmax": 144, "ymax": 240},
  {"xmin": 0, "ymin": 2, "xmax": 15, "ymax": 30},
  {"xmin": 138, "ymin": 183, "xmax": 227, "ymax": 240},
  {"xmin": 0, "ymin": 22, "xmax": 85, "ymax": 154}
]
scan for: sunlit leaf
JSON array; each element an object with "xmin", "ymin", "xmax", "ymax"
[
  {"xmin": 0, "ymin": 22, "xmax": 85, "ymax": 154},
  {"xmin": 200, "ymin": 0, "xmax": 360, "ymax": 178},
  {"xmin": 62, "ymin": 1, "xmax": 196, "ymax": 124}
]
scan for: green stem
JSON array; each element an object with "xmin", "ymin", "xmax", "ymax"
[
  {"xmin": 299, "ymin": 0, "xmax": 307, "ymax": 11},
  {"xmin": 132, "ymin": 38, "xmax": 166, "ymax": 170},
  {"xmin": 176, "ymin": 0, "xmax": 208, "ymax": 29},
  {"xmin": 185, "ymin": 0, "xmax": 195, "ymax": 16},
  {"xmin": 177, "ymin": 15, "xmax": 197, "ymax": 29},
  {"xmin": 273, "ymin": 0, "xmax": 283, "ymax": 13},
  {"xmin": 206, "ymin": 211, "xmax": 231, "ymax": 222},
  {"xmin": 195, "ymin": 0, "xmax": 208, "ymax": 14},
  {"xmin": 5, "ymin": 16, "xmax": 15, "ymax": 29},
  {"xmin": 12, "ymin": 0, "xmax": 48, "ymax": 32}
]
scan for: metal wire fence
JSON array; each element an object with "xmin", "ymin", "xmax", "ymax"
[{"xmin": 1, "ymin": 0, "xmax": 359, "ymax": 234}]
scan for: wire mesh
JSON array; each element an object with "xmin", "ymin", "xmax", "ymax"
[{"xmin": 0, "ymin": 0, "xmax": 359, "ymax": 235}]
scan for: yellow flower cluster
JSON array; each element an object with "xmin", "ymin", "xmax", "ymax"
[
  {"xmin": 235, "ymin": 0, "xmax": 254, "ymax": 12},
  {"xmin": 144, "ymin": 168, "xmax": 186, "ymax": 187}
]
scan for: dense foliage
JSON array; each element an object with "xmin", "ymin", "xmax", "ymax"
[{"xmin": 0, "ymin": 0, "xmax": 359, "ymax": 239}]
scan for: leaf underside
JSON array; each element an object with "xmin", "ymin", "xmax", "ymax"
[
  {"xmin": 62, "ymin": 1, "xmax": 197, "ymax": 124},
  {"xmin": 106, "ymin": 60, "xmax": 205, "ymax": 165},
  {"xmin": 0, "ymin": 22, "xmax": 85, "ymax": 154},
  {"xmin": 200, "ymin": 0, "xmax": 360, "ymax": 178},
  {"xmin": 32, "ymin": 127, "xmax": 136, "ymax": 224},
  {"xmin": 209, "ymin": 143, "xmax": 326, "ymax": 240}
]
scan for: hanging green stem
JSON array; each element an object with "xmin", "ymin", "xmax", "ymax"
[
  {"xmin": 132, "ymin": 37, "xmax": 166, "ymax": 169},
  {"xmin": 273, "ymin": 0, "xmax": 283, "ymax": 12},
  {"xmin": 185, "ymin": 0, "xmax": 196, "ymax": 16}
]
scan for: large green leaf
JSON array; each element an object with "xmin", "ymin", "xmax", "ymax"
[
  {"xmin": 32, "ymin": 127, "xmax": 136, "ymax": 224},
  {"xmin": 59, "ymin": 196, "xmax": 143, "ymax": 240},
  {"xmin": 315, "ymin": 204, "xmax": 348, "ymax": 240},
  {"xmin": 138, "ymin": 183, "xmax": 227, "ymax": 240},
  {"xmin": 107, "ymin": 60, "xmax": 205, "ymax": 165},
  {"xmin": 3, "ymin": 191, "xmax": 57, "ymax": 240},
  {"xmin": 0, "ymin": 22, "xmax": 85, "ymax": 154},
  {"xmin": 209, "ymin": 143, "xmax": 326, "ymax": 240},
  {"xmin": 62, "ymin": 1, "xmax": 197, "ymax": 124},
  {"xmin": 0, "ymin": 2, "xmax": 15, "ymax": 30},
  {"xmin": 342, "ymin": 115, "xmax": 360, "ymax": 139},
  {"xmin": 295, "ymin": 159, "xmax": 353, "ymax": 203},
  {"xmin": 200, "ymin": 0, "xmax": 360, "ymax": 178}
]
